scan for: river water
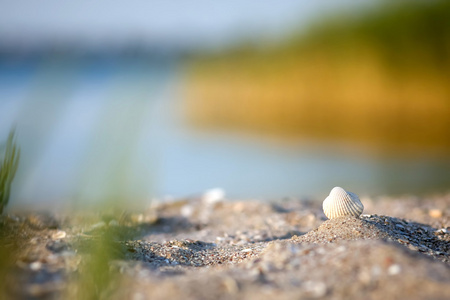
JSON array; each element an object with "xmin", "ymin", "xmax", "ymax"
[{"xmin": 1, "ymin": 56, "xmax": 449, "ymax": 208}]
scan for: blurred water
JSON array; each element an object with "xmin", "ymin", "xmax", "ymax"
[{"xmin": 1, "ymin": 57, "xmax": 449, "ymax": 208}]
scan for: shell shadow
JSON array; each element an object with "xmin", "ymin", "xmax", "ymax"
[{"xmin": 361, "ymin": 215, "xmax": 449, "ymax": 257}]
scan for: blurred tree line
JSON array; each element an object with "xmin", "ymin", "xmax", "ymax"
[{"xmin": 184, "ymin": 0, "xmax": 450, "ymax": 154}]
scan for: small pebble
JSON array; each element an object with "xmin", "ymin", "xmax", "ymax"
[
  {"xmin": 435, "ymin": 228, "xmax": 448, "ymax": 235},
  {"xmin": 428, "ymin": 209, "xmax": 443, "ymax": 218},
  {"xmin": 222, "ymin": 276, "xmax": 239, "ymax": 294},
  {"xmin": 388, "ymin": 264, "xmax": 401, "ymax": 275},
  {"xmin": 29, "ymin": 261, "xmax": 42, "ymax": 271},
  {"xmin": 52, "ymin": 230, "xmax": 66, "ymax": 240},
  {"xmin": 303, "ymin": 281, "xmax": 327, "ymax": 298}
]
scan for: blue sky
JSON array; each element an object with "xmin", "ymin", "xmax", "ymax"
[{"xmin": 0, "ymin": 0, "xmax": 373, "ymax": 50}]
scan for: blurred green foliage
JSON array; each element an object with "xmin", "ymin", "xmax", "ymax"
[
  {"xmin": 285, "ymin": 0, "xmax": 450, "ymax": 72},
  {"xmin": 0, "ymin": 130, "xmax": 20, "ymax": 214},
  {"xmin": 70, "ymin": 208, "xmax": 137, "ymax": 299},
  {"xmin": 75, "ymin": 228, "xmax": 121, "ymax": 299}
]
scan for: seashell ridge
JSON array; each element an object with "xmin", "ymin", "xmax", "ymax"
[{"xmin": 322, "ymin": 187, "xmax": 364, "ymax": 219}]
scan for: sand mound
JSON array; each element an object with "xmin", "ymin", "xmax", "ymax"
[
  {"xmin": 2, "ymin": 195, "xmax": 450, "ymax": 299},
  {"xmin": 293, "ymin": 215, "xmax": 450, "ymax": 263}
]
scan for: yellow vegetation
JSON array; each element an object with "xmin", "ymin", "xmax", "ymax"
[{"xmin": 183, "ymin": 2, "xmax": 450, "ymax": 153}]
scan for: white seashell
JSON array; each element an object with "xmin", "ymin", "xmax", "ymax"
[{"xmin": 323, "ymin": 187, "xmax": 364, "ymax": 219}]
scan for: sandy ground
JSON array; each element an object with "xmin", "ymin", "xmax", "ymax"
[{"xmin": 0, "ymin": 192, "xmax": 449, "ymax": 299}]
